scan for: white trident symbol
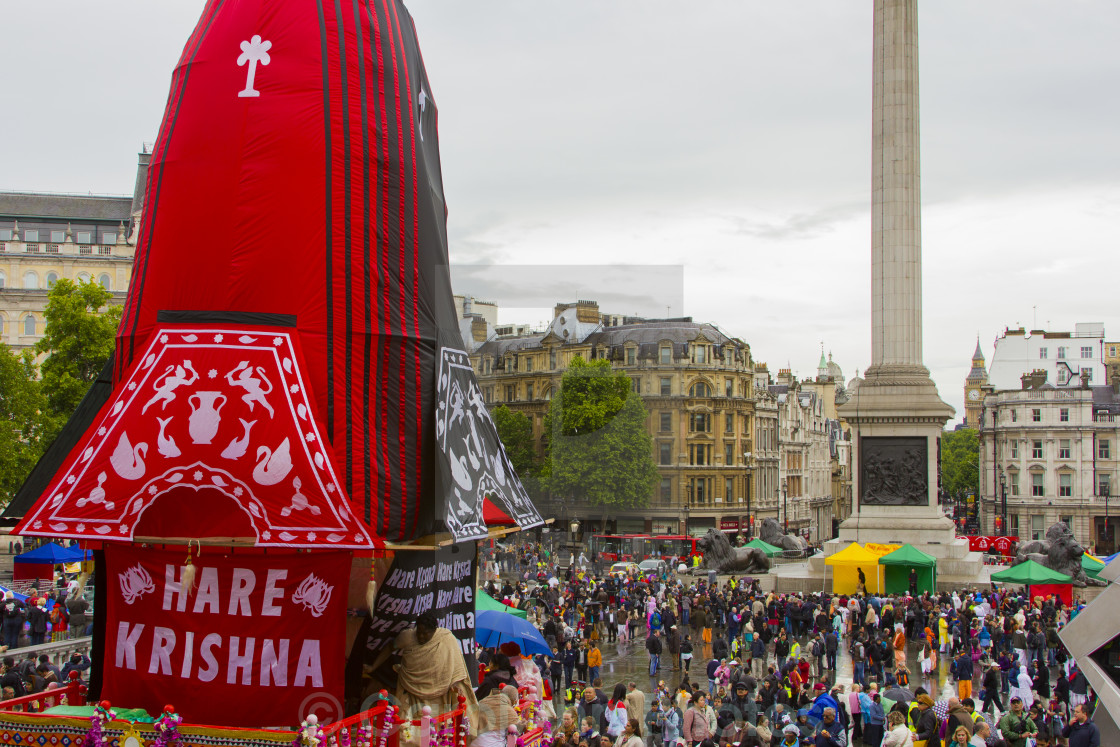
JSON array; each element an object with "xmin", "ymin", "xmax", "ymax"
[{"xmin": 237, "ymin": 34, "xmax": 272, "ymax": 98}]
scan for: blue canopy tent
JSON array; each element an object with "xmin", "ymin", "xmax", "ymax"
[
  {"xmin": 13, "ymin": 542, "xmax": 90, "ymax": 582},
  {"xmin": 14, "ymin": 543, "xmax": 90, "ymax": 564}
]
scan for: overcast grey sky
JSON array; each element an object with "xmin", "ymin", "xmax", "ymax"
[{"xmin": 3, "ymin": 2, "xmax": 1119, "ymax": 421}]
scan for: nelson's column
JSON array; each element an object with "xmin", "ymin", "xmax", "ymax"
[{"xmin": 831, "ymin": 0, "xmax": 981, "ymax": 581}]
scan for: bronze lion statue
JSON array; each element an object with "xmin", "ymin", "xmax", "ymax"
[
  {"xmin": 759, "ymin": 517, "xmax": 809, "ymax": 553},
  {"xmin": 697, "ymin": 528, "xmax": 770, "ymax": 574},
  {"xmin": 1013, "ymin": 522, "xmax": 1105, "ymax": 587}
]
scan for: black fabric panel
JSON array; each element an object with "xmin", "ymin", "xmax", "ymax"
[
  {"xmin": 87, "ymin": 548, "xmax": 107, "ymax": 701},
  {"xmin": 155, "ymin": 310, "xmax": 297, "ymax": 327}
]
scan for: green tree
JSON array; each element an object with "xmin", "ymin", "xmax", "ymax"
[
  {"xmin": 0, "ymin": 344, "xmax": 48, "ymax": 504},
  {"xmin": 35, "ymin": 279, "xmax": 122, "ymax": 438},
  {"xmin": 541, "ymin": 357, "xmax": 659, "ymax": 508},
  {"xmin": 941, "ymin": 428, "xmax": 979, "ymax": 499},
  {"xmin": 492, "ymin": 405, "xmax": 537, "ymax": 477}
]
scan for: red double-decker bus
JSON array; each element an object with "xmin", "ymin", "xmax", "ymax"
[{"xmin": 589, "ymin": 534, "xmax": 707, "ymax": 563}]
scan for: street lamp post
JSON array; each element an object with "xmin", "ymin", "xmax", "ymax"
[
  {"xmin": 782, "ymin": 478, "xmax": 789, "ymax": 533},
  {"xmin": 998, "ymin": 470, "xmax": 1007, "ymax": 536},
  {"xmin": 743, "ymin": 452, "xmax": 753, "ymax": 540}
]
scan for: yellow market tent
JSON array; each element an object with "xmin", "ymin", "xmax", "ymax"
[{"xmin": 825, "ymin": 542, "xmax": 884, "ymax": 595}]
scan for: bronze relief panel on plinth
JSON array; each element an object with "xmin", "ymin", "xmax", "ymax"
[{"xmin": 859, "ymin": 436, "xmax": 928, "ymax": 507}]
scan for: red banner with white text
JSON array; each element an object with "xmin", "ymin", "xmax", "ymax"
[
  {"xmin": 103, "ymin": 546, "xmax": 348, "ymax": 726},
  {"xmin": 963, "ymin": 535, "xmax": 1018, "ymax": 555}
]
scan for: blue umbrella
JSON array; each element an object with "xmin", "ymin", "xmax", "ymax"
[{"xmin": 475, "ymin": 610, "xmax": 552, "ymax": 656}]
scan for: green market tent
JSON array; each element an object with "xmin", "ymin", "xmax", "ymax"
[
  {"xmin": 476, "ymin": 589, "xmax": 528, "ymax": 619},
  {"xmin": 877, "ymin": 543, "xmax": 937, "ymax": 595},
  {"xmin": 745, "ymin": 538, "xmax": 783, "ymax": 558},
  {"xmin": 991, "ymin": 559, "xmax": 1073, "ymax": 605}
]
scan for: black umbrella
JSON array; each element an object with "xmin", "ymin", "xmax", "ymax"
[{"xmin": 883, "ymin": 686, "xmax": 913, "ymax": 704}]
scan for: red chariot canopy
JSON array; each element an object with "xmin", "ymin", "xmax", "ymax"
[{"xmin": 16, "ymin": 325, "xmax": 376, "ymax": 549}]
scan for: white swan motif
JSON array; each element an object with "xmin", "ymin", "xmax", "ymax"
[
  {"xmin": 253, "ymin": 437, "xmax": 293, "ymax": 486},
  {"xmin": 156, "ymin": 417, "xmax": 181, "ymax": 458},
  {"xmin": 221, "ymin": 418, "xmax": 257, "ymax": 460},
  {"xmin": 109, "ymin": 432, "xmax": 148, "ymax": 480}
]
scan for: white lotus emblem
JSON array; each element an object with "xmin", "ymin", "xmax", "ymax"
[
  {"xmin": 118, "ymin": 564, "xmax": 155, "ymax": 605},
  {"xmin": 292, "ymin": 573, "xmax": 333, "ymax": 617}
]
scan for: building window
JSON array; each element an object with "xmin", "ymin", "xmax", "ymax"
[
  {"xmin": 102, "ymin": 231, "xmax": 117, "ymax": 244},
  {"xmin": 1032, "ymin": 440, "xmax": 1043, "ymax": 459},
  {"xmin": 484, "ymin": 386, "xmax": 492, "ymax": 403},
  {"xmin": 549, "ymin": 349, "xmax": 557, "ymax": 370},
  {"xmin": 725, "ymin": 378, "xmax": 733, "ymax": 398},
  {"xmin": 76, "ymin": 230, "xmax": 92, "ymax": 244},
  {"xmin": 689, "ymin": 413, "xmax": 711, "ymax": 433},
  {"xmin": 0, "ymin": 229, "xmax": 11, "ymax": 241},
  {"xmin": 1039, "ymin": 348, "xmax": 1048, "ymax": 359},
  {"xmin": 524, "ymin": 357, "xmax": 533, "ymax": 373},
  {"xmin": 660, "ymin": 345, "xmax": 671, "ymax": 365},
  {"xmin": 1099, "ymin": 473, "xmax": 1111, "ymax": 497},
  {"xmin": 525, "ymin": 383, "xmax": 534, "ymax": 400},
  {"xmin": 725, "ymin": 477, "xmax": 734, "ymax": 503},
  {"xmin": 1057, "ymin": 346, "xmax": 1067, "ymax": 359},
  {"xmin": 1100, "ymin": 440, "xmax": 1111, "ymax": 459},
  {"xmin": 1032, "ymin": 473, "xmax": 1044, "ymax": 497},
  {"xmin": 1060, "ymin": 408, "xmax": 1069, "ymax": 422},
  {"xmin": 660, "ymin": 478, "xmax": 672, "ymax": 502},
  {"xmin": 626, "ymin": 347, "xmax": 635, "ymax": 366},
  {"xmin": 22, "ymin": 271, "xmax": 38, "ymax": 289},
  {"xmin": 1082, "ymin": 346, "xmax": 1093, "ymax": 358},
  {"xmin": 1059, "ymin": 440, "xmax": 1071, "ymax": 459},
  {"xmin": 1059, "ymin": 473, "xmax": 1072, "ymax": 497},
  {"xmin": 1031, "ymin": 514, "xmax": 1044, "ymax": 540},
  {"xmin": 689, "ymin": 381, "xmax": 711, "ymax": 398},
  {"xmin": 660, "ymin": 412, "xmax": 672, "ymax": 432},
  {"xmin": 660, "ymin": 377, "xmax": 672, "ymax": 396},
  {"xmin": 1010, "ymin": 441, "xmax": 1019, "ymax": 459},
  {"xmin": 22, "ymin": 315, "xmax": 36, "ymax": 336},
  {"xmin": 505, "ymin": 385, "xmax": 515, "ymax": 402},
  {"xmin": 45, "ymin": 272, "xmax": 59, "ymax": 288},
  {"xmin": 98, "ymin": 273, "xmax": 111, "ymax": 290},
  {"xmin": 725, "ymin": 413, "xmax": 734, "ymax": 433},
  {"xmin": 1060, "ymin": 514, "xmax": 1073, "ymax": 528},
  {"xmin": 0, "ymin": 271, "xmax": 5, "ymax": 288},
  {"xmin": 1032, "ymin": 409, "xmax": 1041, "ymax": 422},
  {"xmin": 631, "ymin": 377, "xmax": 641, "ymax": 394},
  {"xmin": 659, "ymin": 443, "xmax": 672, "ymax": 465},
  {"xmin": 1085, "ymin": 369, "xmax": 1093, "ymax": 382},
  {"xmin": 725, "ymin": 443, "xmax": 734, "ymax": 465},
  {"xmin": 77, "ymin": 272, "xmax": 91, "ymax": 283},
  {"xmin": 693, "ymin": 346, "xmax": 707, "ymax": 365},
  {"xmin": 688, "ymin": 444, "xmax": 710, "ymax": 466},
  {"xmin": 50, "ymin": 229, "xmax": 65, "ymax": 243},
  {"xmin": 1010, "ymin": 409, "xmax": 1017, "ymax": 422},
  {"xmin": 24, "ymin": 230, "xmax": 39, "ymax": 242},
  {"xmin": 1010, "ymin": 473, "xmax": 1020, "ymax": 496}
]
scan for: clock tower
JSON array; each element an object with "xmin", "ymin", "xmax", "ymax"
[{"xmin": 964, "ymin": 338, "xmax": 988, "ymax": 428}]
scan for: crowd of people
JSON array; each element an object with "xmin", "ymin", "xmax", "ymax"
[
  {"xmin": 478, "ymin": 541, "xmax": 1102, "ymax": 747},
  {"xmin": 0, "ymin": 581, "xmax": 92, "ymax": 650}
]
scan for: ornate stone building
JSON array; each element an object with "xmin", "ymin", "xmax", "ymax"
[
  {"xmin": 468, "ymin": 300, "xmax": 758, "ymax": 538},
  {"xmin": 979, "ymin": 377, "xmax": 1120, "ymax": 554},
  {"xmin": 0, "ymin": 150, "xmax": 148, "ymax": 350}
]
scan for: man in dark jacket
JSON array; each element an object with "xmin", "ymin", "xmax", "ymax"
[
  {"xmin": 981, "ymin": 660, "xmax": 1003, "ymax": 717},
  {"xmin": 1063, "ymin": 703, "xmax": 1101, "ymax": 747},
  {"xmin": 943, "ymin": 698, "xmax": 973, "ymax": 747},
  {"xmin": 0, "ymin": 593, "xmax": 25, "ymax": 649},
  {"xmin": 824, "ymin": 630, "xmax": 838, "ymax": 671},
  {"xmin": 646, "ymin": 629, "xmax": 663, "ymax": 676}
]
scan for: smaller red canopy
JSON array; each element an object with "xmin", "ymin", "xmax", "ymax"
[{"xmin": 16, "ymin": 325, "xmax": 377, "ymax": 549}]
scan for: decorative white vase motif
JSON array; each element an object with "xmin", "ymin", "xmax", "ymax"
[{"xmin": 188, "ymin": 391, "xmax": 227, "ymax": 444}]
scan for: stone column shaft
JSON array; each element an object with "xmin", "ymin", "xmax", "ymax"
[{"xmin": 871, "ymin": 0, "xmax": 923, "ymax": 369}]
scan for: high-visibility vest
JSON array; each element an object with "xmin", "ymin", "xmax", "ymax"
[{"xmin": 907, "ymin": 702, "xmax": 921, "ymax": 733}]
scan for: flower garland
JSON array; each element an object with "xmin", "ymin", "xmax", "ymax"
[
  {"xmin": 153, "ymin": 704, "xmax": 184, "ymax": 747},
  {"xmin": 376, "ymin": 703, "xmax": 396, "ymax": 747},
  {"xmin": 80, "ymin": 700, "xmax": 116, "ymax": 747},
  {"xmin": 292, "ymin": 714, "xmax": 322, "ymax": 747}
]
